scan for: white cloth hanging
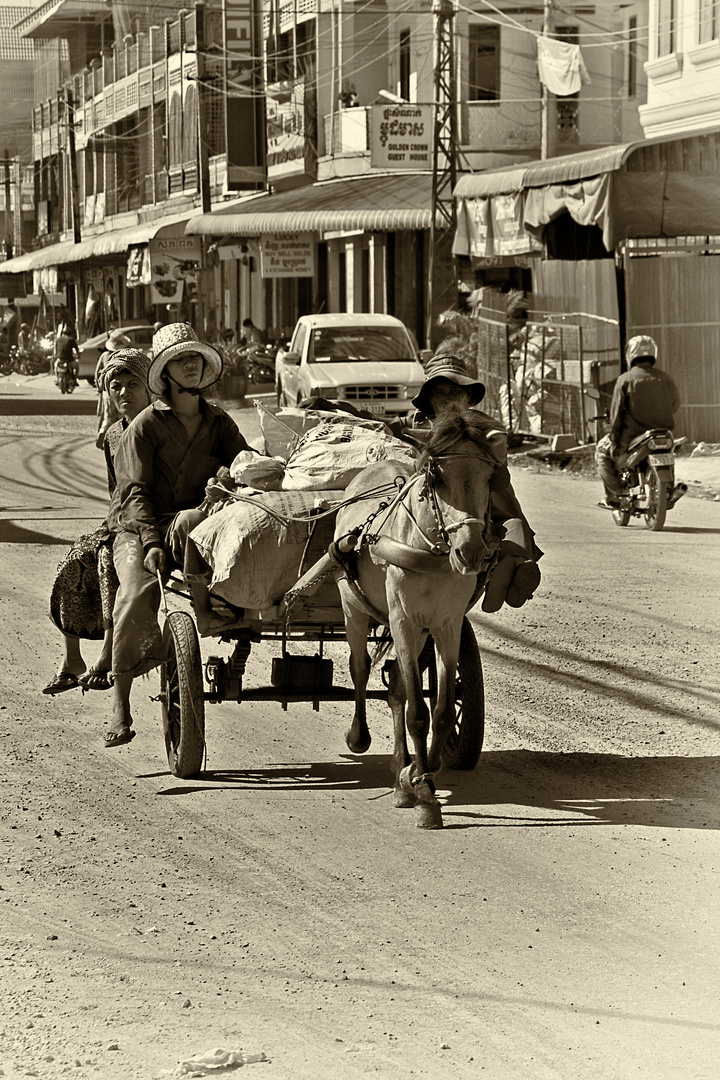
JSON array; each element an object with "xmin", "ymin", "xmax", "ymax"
[{"xmin": 537, "ymin": 36, "xmax": 590, "ymax": 96}]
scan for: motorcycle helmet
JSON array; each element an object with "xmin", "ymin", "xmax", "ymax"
[{"xmin": 626, "ymin": 335, "xmax": 657, "ymax": 366}]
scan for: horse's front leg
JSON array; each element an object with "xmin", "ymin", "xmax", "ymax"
[
  {"xmin": 386, "ymin": 659, "xmax": 413, "ymax": 809},
  {"xmin": 427, "ymin": 621, "xmax": 463, "ymax": 773},
  {"xmin": 340, "ymin": 590, "xmax": 373, "ymax": 754},
  {"xmin": 391, "ymin": 621, "xmax": 443, "ymax": 830}
]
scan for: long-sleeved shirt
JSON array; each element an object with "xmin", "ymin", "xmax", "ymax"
[
  {"xmin": 610, "ymin": 362, "xmax": 679, "ymax": 449},
  {"xmin": 107, "ymin": 399, "xmax": 250, "ymax": 549}
]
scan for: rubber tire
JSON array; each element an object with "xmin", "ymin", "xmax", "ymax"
[
  {"xmin": 160, "ymin": 610, "xmax": 206, "ymax": 778},
  {"xmin": 421, "ymin": 618, "xmax": 485, "ymax": 771},
  {"xmin": 276, "ymin": 382, "xmax": 283, "ymax": 407},
  {"xmin": 644, "ymin": 467, "xmax": 668, "ymax": 532},
  {"xmin": 612, "ymin": 508, "xmax": 630, "ymax": 527}
]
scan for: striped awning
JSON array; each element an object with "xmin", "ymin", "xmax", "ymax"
[
  {"xmin": 186, "ymin": 173, "xmax": 434, "ymax": 237},
  {"xmin": 0, "ymin": 210, "xmax": 194, "ymax": 273}
]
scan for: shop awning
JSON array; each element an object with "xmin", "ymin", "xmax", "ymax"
[
  {"xmin": 186, "ymin": 173, "xmax": 434, "ymax": 237},
  {"xmin": 0, "ymin": 211, "xmax": 194, "ymax": 274},
  {"xmin": 454, "ymin": 127, "xmax": 720, "ymax": 256},
  {"xmin": 14, "ymin": 0, "xmax": 108, "ymax": 40}
]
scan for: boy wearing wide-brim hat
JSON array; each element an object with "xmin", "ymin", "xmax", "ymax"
[
  {"xmin": 104, "ymin": 323, "xmax": 253, "ymax": 748},
  {"xmin": 390, "ymin": 352, "xmax": 543, "ymax": 612}
]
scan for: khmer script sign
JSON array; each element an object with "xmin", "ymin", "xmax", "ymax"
[{"xmin": 370, "ymin": 105, "xmax": 433, "ymax": 170}]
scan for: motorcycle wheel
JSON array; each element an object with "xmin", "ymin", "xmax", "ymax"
[
  {"xmin": 612, "ymin": 507, "xmax": 630, "ymax": 527},
  {"xmin": 644, "ymin": 467, "xmax": 668, "ymax": 532}
]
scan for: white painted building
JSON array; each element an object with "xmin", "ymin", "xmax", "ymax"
[{"xmin": 641, "ymin": 0, "xmax": 720, "ymax": 134}]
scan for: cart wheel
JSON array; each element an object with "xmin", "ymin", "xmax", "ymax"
[
  {"xmin": 160, "ymin": 610, "xmax": 205, "ymax": 778},
  {"xmin": 612, "ymin": 508, "xmax": 630, "ymax": 527},
  {"xmin": 421, "ymin": 618, "xmax": 485, "ymax": 771}
]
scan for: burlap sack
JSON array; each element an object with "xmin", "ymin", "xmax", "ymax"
[
  {"xmin": 281, "ymin": 421, "xmax": 415, "ymax": 490},
  {"xmin": 189, "ymin": 490, "xmax": 345, "ymax": 609}
]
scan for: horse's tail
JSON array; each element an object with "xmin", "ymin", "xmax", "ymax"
[{"xmin": 370, "ymin": 627, "xmax": 393, "ymax": 668}]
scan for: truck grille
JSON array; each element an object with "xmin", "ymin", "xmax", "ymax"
[{"xmin": 344, "ymin": 385, "xmax": 402, "ymax": 401}]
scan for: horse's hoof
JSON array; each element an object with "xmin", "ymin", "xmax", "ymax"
[
  {"xmin": 392, "ymin": 788, "xmax": 415, "ymax": 809},
  {"xmin": 415, "ymin": 803, "xmax": 444, "ymax": 829},
  {"xmin": 399, "ymin": 765, "xmax": 415, "ymax": 794},
  {"xmin": 345, "ymin": 731, "xmax": 371, "ymax": 754}
]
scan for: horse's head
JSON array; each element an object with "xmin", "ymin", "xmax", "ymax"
[{"xmin": 417, "ymin": 410, "xmax": 506, "ymax": 574}]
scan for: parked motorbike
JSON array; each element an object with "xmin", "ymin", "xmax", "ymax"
[
  {"xmin": 606, "ymin": 428, "xmax": 687, "ymax": 532},
  {"xmin": 245, "ymin": 343, "xmax": 276, "ymax": 385},
  {"xmin": 55, "ymin": 359, "xmax": 77, "ymax": 394}
]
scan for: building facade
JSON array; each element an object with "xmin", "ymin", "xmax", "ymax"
[{"xmin": 2, "ymin": 1, "xmax": 651, "ymax": 349}]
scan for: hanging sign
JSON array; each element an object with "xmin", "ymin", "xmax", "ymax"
[
  {"xmin": 370, "ymin": 105, "xmax": 433, "ymax": 169},
  {"xmin": 260, "ymin": 233, "xmax": 315, "ymax": 278},
  {"xmin": 149, "ymin": 236, "xmax": 202, "ymax": 304}
]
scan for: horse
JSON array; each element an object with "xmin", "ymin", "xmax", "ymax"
[{"xmin": 333, "ymin": 409, "xmax": 505, "ymax": 829}]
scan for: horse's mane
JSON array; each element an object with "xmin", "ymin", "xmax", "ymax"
[{"xmin": 416, "ymin": 408, "xmax": 505, "ymax": 470}]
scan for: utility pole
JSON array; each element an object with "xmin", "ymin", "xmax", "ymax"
[
  {"xmin": 427, "ymin": 0, "xmax": 458, "ymax": 348},
  {"xmin": 3, "ymin": 150, "xmax": 12, "ymax": 259},
  {"xmin": 540, "ymin": 0, "xmax": 557, "ymax": 159},
  {"xmin": 66, "ymin": 91, "xmax": 82, "ymax": 243}
]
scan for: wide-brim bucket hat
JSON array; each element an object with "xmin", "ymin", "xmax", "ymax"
[
  {"xmin": 106, "ymin": 329, "xmax": 131, "ymax": 351},
  {"xmin": 148, "ymin": 322, "xmax": 223, "ymax": 396},
  {"xmin": 412, "ymin": 354, "xmax": 486, "ymax": 415}
]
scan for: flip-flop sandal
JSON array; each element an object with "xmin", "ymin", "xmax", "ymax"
[
  {"xmin": 42, "ymin": 671, "xmax": 80, "ymax": 695},
  {"xmin": 104, "ymin": 728, "xmax": 136, "ymax": 748},
  {"xmin": 78, "ymin": 669, "xmax": 113, "ymax": 692}
]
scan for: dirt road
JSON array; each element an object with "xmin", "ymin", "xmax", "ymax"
[{"xmin": 1, "ymin": 402, "xmax": 719, "ymax": 1080}]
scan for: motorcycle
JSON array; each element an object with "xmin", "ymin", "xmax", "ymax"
[
  {"xmin": 606, "ymin": 428, "xmax": 687, "ymax": 532},
  {"xmin": 245, "ymin": 343, "xmax": 276, "ymax": 385},
  {"xmin": 55, "ymin": 359, "xmax": 77, "ymax": 394}
]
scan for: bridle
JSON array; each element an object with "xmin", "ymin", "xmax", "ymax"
[{"xmin": 362, "ymin": 450, "xmax": 498, "ymax": 558}]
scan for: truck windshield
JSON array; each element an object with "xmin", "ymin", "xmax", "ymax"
[{"xmin": 308, "ymin": 327, "xmax": 415, "ymax": 364}]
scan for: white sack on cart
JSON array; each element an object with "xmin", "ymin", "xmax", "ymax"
[
  {"xmin": 282, "ymin": 421, "xmax": 415, "ymax": 490},
  {"xmin": 259, "ymin": 405, "xmax": 391, "ymax": 459},
  {"xmin": 189, "ymin": 490, "xmax": 345, "ymax": 610}
]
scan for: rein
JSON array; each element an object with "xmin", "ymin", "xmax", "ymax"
[{"xmin": 364, "ymin": 451, "xmax": 497, "ymax": 565}]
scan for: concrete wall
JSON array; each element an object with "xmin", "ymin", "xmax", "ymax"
[{"xmin": 641, "ymin": 0, "xmax": 720, "ymax": 135}]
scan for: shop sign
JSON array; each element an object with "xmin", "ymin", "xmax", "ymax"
[
  {"xmin": 260, "ymin": 233, "xmax": 314, "ymax": 278},
  {"xmin": 149, "ymin": 236, "xmax": 202, "ymax": 305},
  {"xmin": 223, "ymin": 0, "xmax": 266, "ymax": 190},
  {"xmin": 370, "ymin": 105, "xmax": 433, "ymax": 170},
  {"xmin": 126, "ymin": 246, "xmax": 151, "ymax": 288}
]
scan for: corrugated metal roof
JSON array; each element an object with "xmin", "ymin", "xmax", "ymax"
[
  {"xmin": 0, "ymin": 5, "xmax": 34, "ymax": 58},
  {"xmin": 454, "ymin": 127, "xmax": 720, "ymax": 199},
  {"xmin": 0, "ymin": 210, "xmax": 194, "ymax": 272},
  {"xmin": 186, "ymin": 172, "xmax": 434, "ymax": 237}
]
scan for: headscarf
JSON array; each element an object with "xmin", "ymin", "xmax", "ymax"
[{"xmin": 99, "ymin": 347, "xmax": 152, "ymax": 392}]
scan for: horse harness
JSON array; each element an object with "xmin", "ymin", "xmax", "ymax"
[{"xmin": 330, "ymin": 450, "xmax": 502, "ymax": 624}]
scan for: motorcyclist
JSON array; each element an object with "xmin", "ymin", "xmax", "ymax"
[
  {"xmin": 54, "ymin": 329, "xmax": 80, "ymax": 386},
  {"xmin": 596, "ymin": 335, "xmax": 680, "ymax": 508}
]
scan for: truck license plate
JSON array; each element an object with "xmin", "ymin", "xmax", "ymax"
[
  {"xmin": 364, "ymin": 402, "xmax": 385, "ymax": 414},
  {"xmin": 649, "ymin": 453, "xmax": 673, "ymax": 466}
]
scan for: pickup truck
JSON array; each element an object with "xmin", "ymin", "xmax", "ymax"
[{"xmin": 275, "ymin": 313, "xmax": 428, "ymax": 416}]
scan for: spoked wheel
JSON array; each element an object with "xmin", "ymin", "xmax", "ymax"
[
  {"xmin": 644, "ymin": 467, "xmax": 668, "ymax": 532},
  {"xmin": 612, "ymin": 507, "xmax": 631, "ymax": 527},
  {"xmin": 421, "ymin": 618, "xmax": 485, "ymax": 771},
  {"xmin": 160, "ymin": 610, "xmax": 205, "ymax": 778}
]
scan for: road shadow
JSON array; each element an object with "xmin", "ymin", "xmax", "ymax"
[
  {"xmin": 150, "ymin": 748, "xmax": 720, "ymax": 831},
  {"xmin": 0, "ymin": 520, "xmax": 72, "ymax": 544},
  {"xmin": 442, "ymin": 749, "xmax": 720, "ymax": 831},
  {"xmin": 660, "ymin": 524, "xmax": 720, "ymax": 534}
]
